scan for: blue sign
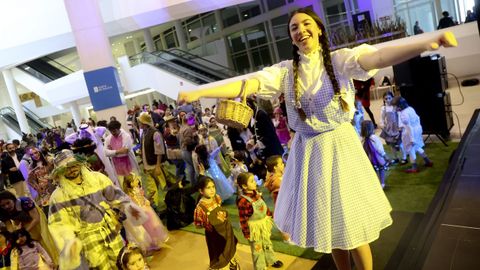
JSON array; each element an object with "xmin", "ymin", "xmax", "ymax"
[{"xmin": 84, "ymin": 66, "xmax": 124, "ymax": 111}]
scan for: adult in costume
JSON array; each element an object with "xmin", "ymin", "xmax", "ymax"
[{"xmin": 48, "ymin": 150, "xmax": 145, "ymax": 270}]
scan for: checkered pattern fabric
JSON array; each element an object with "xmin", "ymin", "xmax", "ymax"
[
  {"xmin": 253, "ymin": 44, "xmax": 392, "ymax": 253},
  {"xmin": 49, "ymin": 168, "xmax": 130, "ymax": 269}
]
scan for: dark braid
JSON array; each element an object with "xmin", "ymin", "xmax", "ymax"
[
  {"xmin": 291, "ymin": 45, "xmax": 305, "ymax": 119},
  {"xmin": 319, "ymin": 30, "xmax": 349, "ymax": 112},
  {"xmin": 288, "ymin": 8, "xmax": 349, "ymax": 116},
  {"xmin": 319, "ymin": 30, "xmax": 340, "ymax": 95}
]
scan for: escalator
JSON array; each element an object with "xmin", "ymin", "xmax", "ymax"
[
  {"xmin": 129, "ymin": 49, "xmax": 239, "ymax": 85},
  {"xmin": 0, "ymin": 106, "xmax": 53, "ymax": 135},
  {"xmin": 17, "ymin": 56, "xmax": 73, "ymax": 83}
]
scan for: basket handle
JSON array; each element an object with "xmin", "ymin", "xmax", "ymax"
[{"xmin": 238, "ymin": 79, "xmax": 248, "ymax": 105}]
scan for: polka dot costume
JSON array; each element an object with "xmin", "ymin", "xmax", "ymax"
[{"xmin": 252, "ymin": 44, "xmax": 392, "ymax": 253}]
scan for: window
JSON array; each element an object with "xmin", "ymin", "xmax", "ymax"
[
  {"xmin": 324, "ymin": 1, "xmax": 347, "ymax": 25},
  {"xmin": 221, "ymin": 7, "xmax": 240, "ymax": 27},
  {"xmin": 186, "ymin": 20, "xmax": 202, "ymax": 42},
  {"xmin": 165, "ymin": 31, "xmax": 177, "ymax": 48},
  {"xmin": 266, "ymin": 0, "xmax": 286, "ymax": 11},
  {"xmin": 239, "ymin": 2, "xmax": 261, "ymax": 21},
  {"xmin": 251, "ymin": 45, "xmax": 272, "ymax": 70},
  {"xmin": 271, "ymin": 15, "xmax": 290, "ymax": 40},
  {"xmin": 202, "ymin": 13, "xmax": 218, "ymax": 35},
  {"xmin": 276, "ymin": 39, "xmax": 293, "ymax": 61},
  {"xmin": 245, "ymin": 23, "xmax": 267, "ymax": 48},
  {"xmin": 232, "ymin": 52, "xmax": 250, "ymax": 74},
  {"xmin": 227, "ymin": 31, "xmax": 246, "ymax": 52}
]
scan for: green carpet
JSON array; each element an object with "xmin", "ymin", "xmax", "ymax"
[{"xmin": 180, "ymin": 142, "xmax": 459, "ymax": 261}]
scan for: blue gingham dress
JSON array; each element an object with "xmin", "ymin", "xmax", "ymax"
[{"xmin": 252, "ymin": 44, "xmax": 392, "ymax": 253}]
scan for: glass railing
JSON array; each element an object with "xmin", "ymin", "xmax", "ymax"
[
  {"xmin": 17, "ymin": 64, "xmax": 52, "ymax": 83},
  {"xmin": 167, "ymin": 48, "xmax": 239, "ymax": 78},
  {"xmin": 129, "ymin": 52, "xmax": 216, "ymax": 84},
  {"xmin": 43, "ymin": 56, "xmax": 75, "ymax": 75},
  {"xmin": 0, "ymin": 106, "xmax": 52, "ymax": 135},
  {"xmin": 18, "ymin": 57, "xmax": 74, "ymax": 83}
]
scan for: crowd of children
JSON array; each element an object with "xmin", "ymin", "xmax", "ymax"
[{"xmin": 355, "ymin": 89, "xmax": 435, "ymax": 188}]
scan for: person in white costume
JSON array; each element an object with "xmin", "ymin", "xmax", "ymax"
[
  {"xmin": 178, "ymin": 8, "xmax": 458, "ymax": 270},
  {"xmin": 65, "ymin": 123, "xmax": 119, "ymax": 186}
]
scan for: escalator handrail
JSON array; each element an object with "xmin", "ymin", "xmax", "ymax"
[
  {"xmin": 0, "ymin": 114, "xmax": 22, "ymax": 135},
  {"xmin": 42, "ymin": 56, "xmax": 75, "ymax": 74},
  {"xmin": 167, "ymin": 48, "xmax": 239, "ymax": 77},
  {"xmin": 152, "ymin": 50, "xmax": 232, "ymax": 79},
  {"xmin": 22, "ymin": 106, "xmax": 53, "ymax": 129},
  {"xmin": 17, "ymin": 64, "xmax": 52, "ymax": 83},
  {"xmin": 130, "ymin": 52, "xmax": 215, "ymax": 84},
  {"xmin": 0, "ymin": 106, "xmax": 51, "ymax": 131}
]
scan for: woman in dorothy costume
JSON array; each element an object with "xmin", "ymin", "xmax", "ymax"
[{"xmin": 178, "ymin": 8, "xmax": 457, "ymax": 270}]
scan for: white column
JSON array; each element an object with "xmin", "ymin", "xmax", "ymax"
[
  {"xmin": 143, "ymin": 28, "xmax": 155, "ymax": 52},
  {"xmin": 147, "ymin": 93, "xmax": 153, "ymax": 107},
  {"xmin": 69, "ymin": 101, "xmax": 82, "ymax": 127},
  {"xmin": 2, "ymin": 69, "xmax": 30, "ymax": 134},
  {"xmin": 174, "ymin": 20, "xmax": 188, "ymax": 51}
]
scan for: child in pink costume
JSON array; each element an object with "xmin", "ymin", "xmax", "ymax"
[
  {"xmin": 123, "ymin": 173, "xmax": 169, "ymax": 252},
  {"xmin": 272, "ymin": 107, "xmax": 291, "ymax": 146}
]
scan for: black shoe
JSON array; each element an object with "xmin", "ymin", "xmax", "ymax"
[
  {"xmin": 271, "ymin": 260, "xmax": 283, "ymax": 268},
  {"xmin": 400, "ymin": 159, "xmax": 408, "ymax": 165}
]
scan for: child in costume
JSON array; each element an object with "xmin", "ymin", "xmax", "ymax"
[
  {"xmin": 236, "ymin": 172, "xmax": 283, "ymax": 270},
  {"xmin": 194, "ymin": 176, "xmax": 239, "ymax": 270},
  {"xmin": 380, "ymin": 91, "xmax": 407, "ymax": 164},
  {"xmin": 122, "ymin": 173, "xmax": 169, "ymax": 252},
  {"xmin": 10, "ymin": 228, "xmax": 54, "ymax": 270},
  {"xmin": 116, "ymin": 244, "xmax": 150, "ymax": 270},
  {"xmin": 0, "ymin": 230, "xmax": 12, "ymax": 270},
  {"xmin": 264, "ymin": 155, "xmax": 284, "ymax": 205},
  {"xmin": 264, "ymin": 156, "xmax": 292, "ymax": 243},
  {"xmin": 392, "ymin": 97, "xmax": 434, "ymax": 173},
  {"xmin": 229, "ymin": 150, "xmax": 249, "ymax": 192},
  {"xmin": 272, "ymin": 107, "xmax": 291, "ymax": 146},
  {"xmin": 352, "ymin": 99, "xmax": 365, "ymax": 136},
  {"xmin": 361, "ymin": 120, "xmax": 389, "ymax": 188},
  {"xmin": 195, "ymin": 145, "xmax": 234, "ymax": 201}
]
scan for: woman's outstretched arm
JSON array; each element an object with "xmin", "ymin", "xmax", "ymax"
[
  {"xmin": 178, "ymin": 78, "xmax": 260, "ymax": 104},
  {"xmin": 358, "ymin": 31, "xmax": 458, "ymax": 71}
]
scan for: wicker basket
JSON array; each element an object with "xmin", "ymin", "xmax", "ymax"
[{"xmin": 216, "ymin": 80, "xmax": 253, "ymax": 129}]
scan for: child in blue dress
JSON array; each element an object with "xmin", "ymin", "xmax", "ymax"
[
  {"xmin": 195, "ymin": 145, "xmax": 235, "ymax": 201},
  {"xmin": 179, "ymin": 8, "xmax": 457, "ymax": 269}
]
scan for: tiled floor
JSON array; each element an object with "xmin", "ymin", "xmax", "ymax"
[{"xmin": 148, "ymin": 230, "xmax": 317, "ymax": 269}]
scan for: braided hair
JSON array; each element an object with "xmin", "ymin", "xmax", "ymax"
[{"xmin": 288, "ymin": 8, "xmax": 348, "ymax": 120}]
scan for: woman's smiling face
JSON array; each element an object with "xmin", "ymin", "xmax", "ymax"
[{"xmin": 289, "ymin": 12, "xmax": 321, "ymax": 54}]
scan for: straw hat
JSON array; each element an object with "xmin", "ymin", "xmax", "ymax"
[
  {"xmin": 53, "ymin": 149, "xmax": 76, "ymax": 168},
  {"xmin": 198, "ymin": 124, "xmax": 207, "ymax": 131},
  {"xmin": 137, "ymin": 112, "xmax": 153, "ymax": 126}
]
